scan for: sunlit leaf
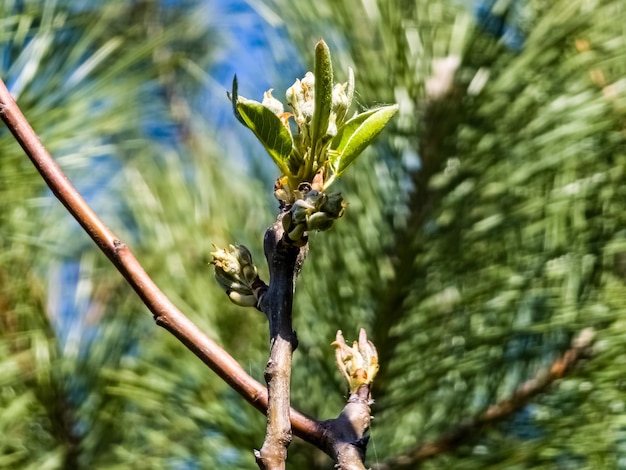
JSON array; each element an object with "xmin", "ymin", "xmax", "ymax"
[
  {"xmin": 235, "ymin": 97, "xmax": 294, "ymax": 176},
  {"xmin": 329, "ymin": 104, "xmax": 398, "ymax": 177}
]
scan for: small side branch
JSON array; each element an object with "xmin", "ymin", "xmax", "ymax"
[
  {"xmin": 322, "ymin": 384, "xmax": 373, "ymax": 470},
  {"xmin": 319, "ymin": 329, "xmax": 380, "ymax": 469},
  {"xmin": 374, "ymin": 328, "xmax": 596, "ymax": 469},
  {"xmin": 255, "ymin": 217, "xmax": 306, "ymax": 469}
]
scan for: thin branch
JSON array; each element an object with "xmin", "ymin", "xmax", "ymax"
[
  {"xmin": 254, "ymin": 217, "xmax": 306, "ymax": 469},
  {"xmin": 0, "ymin": 77, "xmax": 324, "ymax": 449},
  {"xmin": 373, "ymin": 328, "xmax": 596, "ymax": 469}
]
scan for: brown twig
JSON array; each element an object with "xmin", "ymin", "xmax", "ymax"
[
  {"xmin": 0, "ymin": 77, "xmax": 324, "ymax": 450},
  {"xmin": 372, "ymin": 328, "xmax": 595, "ymax": 469}
]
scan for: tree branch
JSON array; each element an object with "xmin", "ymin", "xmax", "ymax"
[
  {"xmin": 322, "ymin": 383, "xmax": 374, "ymax": 470},
  {"xmin": 0, "ymin": 77, "xmax": 325, "ymax": 450},
  {"xmin": 254, "ymin": 216, "xmax": 306, "ymax": 469},
  {"xmin": 372, "ymin": 328, "xmax": 596, "ymax": 469}
]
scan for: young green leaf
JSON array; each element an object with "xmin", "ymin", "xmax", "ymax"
[
  {"xmin": 311, "ymin": 39, "xmax": 333, "ymax": 150},
  {"xmin": 236, "ymin": 97, "xmax": 294, "ymax": 176},
  {"xmin": 329, "ymin": 104, "xmax": 399, "ymax": 177},
  {"xmin": 227, "ymin": 75, "xmax": 247, "ymax": 126}
]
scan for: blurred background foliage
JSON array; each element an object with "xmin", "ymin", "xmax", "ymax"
[{"xmin": 1, "ymin": 0, "xmax": 626, "ymax": 469}]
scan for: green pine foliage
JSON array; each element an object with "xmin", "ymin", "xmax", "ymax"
[
  {"xmin": 2, "ymin": 0, "xmax": 626, "ymax": 469},
  {"xmin": 1, "ymin": 1, "xmax": 267, "ymax": 468},
  {"xmin": 264, "ymin": 0, "xmax": 626, "ymax": 467}
]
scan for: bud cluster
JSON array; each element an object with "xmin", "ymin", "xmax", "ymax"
[
  {"xmin": 261, "ymin": 65, "xmax": 355, "ymax": 204},
  {"xmin": 230, "ymin": 39, "xmax": 397, "ymax": 218},
  {"xmin": 282, "ymin": 69, "xmax": 354, "ymax": 157},
  {"xmin": 332, "ymin": 329, "xmax": 379, "ymax": 394},
  {"xmin": 210, "ymin": 244, "xmax": 260, "ymax": 307},
  {"xmin": 279, "ymin": 183, "xmax": 347, "ymax": 242}
]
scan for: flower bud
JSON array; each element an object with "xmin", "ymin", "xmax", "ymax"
[
  {"xmin": 304, "ymin": 189, "xmax": 325, "ymax": 206},
  {"xmin": 287, "ymin": 222, "xmax": 306, "ymax": 241},
  {"xmin": 286, "ymin": 77, "xmax": 308, "ymax": 125},
  {"xmin": 320, "ymin": 192, "xmax": 346, "ymax": 218},
  {"xmin": 211, "ymin": 244, "xmax": 259, "ymax": 307},
  {"xmin": 291, "ymin": 203, "xmax": 309, "ymax": 226},
  {"xmin": 331, "ymin": 82, "xmax": 350, "ymax": 126},
  {"xmin": 262, "ymin": 89, "xmax": 285, "ymax": 116},
  {"xmin": 306, "ymin": 211, "xmax": 335, "ymax": 231},
  {"xmin": 228, "ymin": 291, "xmax": 258, "ymax": 307},
  {"xmin": 286, "ymin": 78, "xmax": 303, "ymax": 112},
  {"xmin": 281, "ymin": 211, "xmax": 293, "ymax": 233},
  {"xmin": 332, "ymin": 328, "xmax": 379, "ymax": 394}
]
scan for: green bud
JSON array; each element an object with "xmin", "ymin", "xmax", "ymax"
[
  {"xmin": 235, "ymin": 245, "xmax": 255, "ymax": 275},
  {"xmin": 241, "ymin": 264, "xmax": 257, "ymax": 285},
  {"xmin": 228, "ymin": 291, "xmax": 258, "ymax": 307},
  {"xmin": 214, "ymin": 271, "xmax": 247, "ymax": 293},
  {"xmin": 291, "ymin": 203, "xmax": 310, "ymax": 225},
  {"xmin": 307, "ymin": 211, "xmax": 335, "ymax": 231},
  {"xmin": 281, "ymin": 211, "xmax": 293, "ymax": 233},
  {"xmin": 320, "ymin": 192, "xmax": 346, "ymax": 218},
  {"xmin": 287, "ymin": 222, "xmax": 306, "ymax": 241},
  {"xmin": 211, "ymin": 244, "xmax": 259, "ymax": 307}
]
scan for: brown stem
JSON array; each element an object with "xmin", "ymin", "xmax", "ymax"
[
  {"xmin": 373, "ymin": 328, "xmax": 595, "ymax": 469},
  {"xmin": 254, "ymin": 217, "xmax": 306, "ymax": 469},
  {"xmin": 0, "ymin": 77, "xmax": 325, "ymax": 450},
  {"xmin": 322, "ymin": 383, "xmax": 373, "ymax": 470}
]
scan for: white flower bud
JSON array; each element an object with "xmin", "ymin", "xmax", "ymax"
[
  {"xmin": 262, "ymin": 89, "xmax": 284, "ymax": 116},
  {"xmin": 301, "ymin": 71, "xmax": 315, "ymax": 98},
  {"xmin": 286, "ymin": 78, "xmax": 303, "ymax": 112},
  {"xmin": 331, "ymin": 82, "xmax": 350, "ymax": 125}
]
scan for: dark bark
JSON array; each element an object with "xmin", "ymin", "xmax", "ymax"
[{"xmin": 255, "ymin": 216, "xmax": 307, "ymax": 469}]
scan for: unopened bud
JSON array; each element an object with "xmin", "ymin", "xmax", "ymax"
[
  {"xmin": 332, "ymin": 328, "xmax": 379, "ymax": 394},
  {"xmin": 228, "ymin": 291, "xmax": 258, "ymax": 307},
  {"xmin": 287, "ymin": 222, "xmax": 306, "ymax": 241},
  {"xmin": 211, "ymin": 244, "xmax": 260, "ymax": 307},
  {"xmin": 320, "ymin": 192, "xmax": 346, "ymax": 218},
  {"xmin": 307, "ymin": 211, "xmax": 335, "ymax": 231}
]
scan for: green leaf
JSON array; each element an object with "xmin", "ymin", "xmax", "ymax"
[
  {"xmin": 236, "ymin": 97, "xmax": 294, "ymax": 175},
  {"xmin": 311, "ymin": 39, "xmax": 333, "ymax": 149},
  {"xmin": 330, "ymin": 104, "xmax": 398, "ymax": 177},
  {"xmin": 227, "ymin": 75, "xmax": 247, "ymax": 126}
]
